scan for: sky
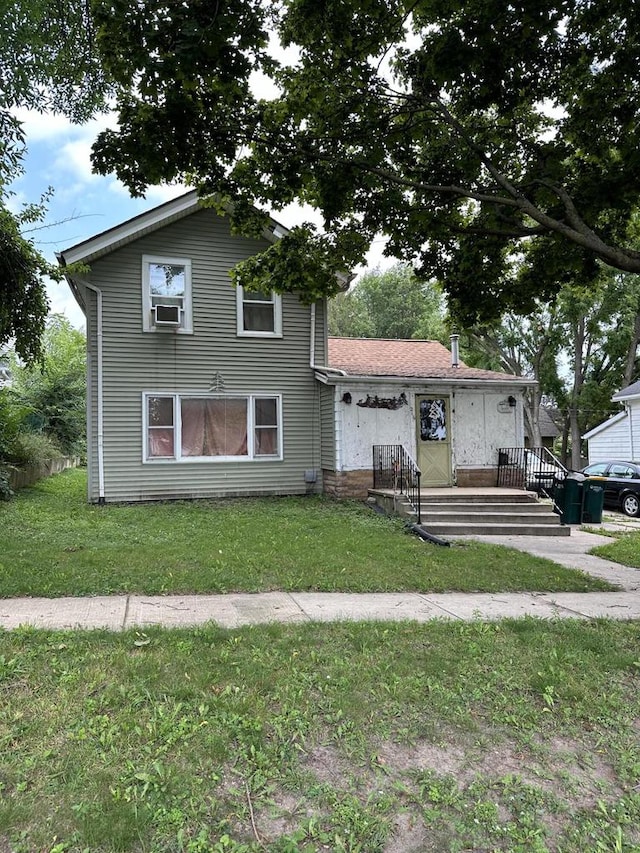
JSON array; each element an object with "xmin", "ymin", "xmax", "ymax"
[{"xmin": 10, "ymin": 106, "xmax": 393, "ymax": 331}]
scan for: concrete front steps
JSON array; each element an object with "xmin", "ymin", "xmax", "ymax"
[{"xmin": 369, "ymin": 489, "xmax": 571, "ymax": 537}]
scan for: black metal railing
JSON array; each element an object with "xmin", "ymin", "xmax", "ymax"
[
  {"xmin": 497, "ymin": 446, "xmax": 568, "ymax": 497},
  {"xmin": 373, "ymin": 444, "xmax": 422, "ymax": 523}
]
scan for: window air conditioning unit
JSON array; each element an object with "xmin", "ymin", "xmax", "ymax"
[{"xmin": 153, "ymin": 305, "xmax": 181, "ymax": 326}]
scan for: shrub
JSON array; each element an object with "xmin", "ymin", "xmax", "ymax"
[
  {"xmin": 0, "ymin": 467, "xmax": 13, "ymax": 501},
  {"xmin": 0, "ymin": 387, "xmax": 31, "ymax": 462},
  {"xmin": 5, "ymin": 431, "xmax": 63, "ymax": 467}
]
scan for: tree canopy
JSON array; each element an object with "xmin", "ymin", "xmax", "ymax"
[
  {"xmin": 8, "ymin": 315, "xmax": 87, "ymax": 456},
  {"xmin": 0, "ymin": 0, "xmax": 109, "ymax": 364},
  {"xmin": 329, "ymin": 263, "xmax": 446, "ymax": 340},
  {"xmin": 91, "ymin": 0, "xmax": 640, "ymax": 319}
]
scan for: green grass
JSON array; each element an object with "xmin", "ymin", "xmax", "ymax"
[
  {"xmin": 0, "ymin": 469, "xmax": 614, "ymax": 597},
  {"xmin": 591, "ymin": 530, "xmax": 640, "ymax": 568},
  {"xmin": 1, "ymin": 619, "xmax": 639, "ymax": 851}
]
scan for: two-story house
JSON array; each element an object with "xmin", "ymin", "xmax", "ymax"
[
  {"xmin": 60, "ymin": 191, "xmax": 533, "ymax": 503},
  {"xmin": 59, "ymin": 191, "xmax": 336, "ymax": 503}
]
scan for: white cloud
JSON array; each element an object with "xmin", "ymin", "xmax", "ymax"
[
  {"xmin": 12, "ymin": 108, "xmax": 74, "ymax": 141},
  {"xmin": 54, "ymin": 139, "xmax": 100, "ymax": 184},
  {"xmin": 46, "ymin": 279, "xmax": 86, "ymax": 330}
]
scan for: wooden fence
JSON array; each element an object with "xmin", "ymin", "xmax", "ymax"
[{"xmin": 6, "ymin": 456, "xmax": 82, "ymax": 491}]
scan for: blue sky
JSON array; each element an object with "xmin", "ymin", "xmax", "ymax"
[
  {"xmin": 9, "ymin": 108, "xmax": 193, "ymax": 329},
  {"xmin": 10, "ymin": 107, "xmax": 391, "ymax": 331}
]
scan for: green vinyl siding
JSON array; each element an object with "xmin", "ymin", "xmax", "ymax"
[{"xmin": 83, "ymin": 208, "xmax": 325, "ymax": 502}]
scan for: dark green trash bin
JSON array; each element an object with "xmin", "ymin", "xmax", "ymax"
[
  {"xmin": 582, "ymin": 478, "xmax": 605, "ymax": 524},
  {"xmin": 554, "ymin": 473, "xmax": 585, "ymax": 524}
]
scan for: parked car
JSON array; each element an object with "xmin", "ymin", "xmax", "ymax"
[
  {"xmin": 524, "ymin": 449, "xmax": 566, "ymax": 495},
  {"xmin": 581, "ymin": 460, "xmax": 640, "ymax": 517}
]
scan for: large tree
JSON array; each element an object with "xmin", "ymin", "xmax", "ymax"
[
  {"xmin": 466, "ymin": 263, "xmax": 640, "ymax": 465},
  {"xmin": 463, "ymin": 305, "xmax": 564, "ymax": 449},
  {"xmin": 0, "ymin": 0, "xmax": 108, "ymax": 363},
  {"xmin": 91, "ymin": 0, "xmax": 640, "ymax": 318},
  {"xmin": 9, "ymin": 315, "xmax": 87, "ymax": 455},
  {"xmin": 329, "ymin": 263, "xmax": 446, "ymax": 340}
]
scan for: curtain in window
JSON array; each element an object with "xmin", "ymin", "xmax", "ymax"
[
  {"xmin": 181, "ymin": 399, "xmax": 248, "ymax": 457},
  {"xmin": 149, "ymin": 429, "xmax": 174, "ymax": 457},
  {"xmin": 148, "ymin": 396, "xmax": 174, "ymax": 457},
  {"xmin": 254, "ymin": 398, "xmax": 278, "ymax": 455}
]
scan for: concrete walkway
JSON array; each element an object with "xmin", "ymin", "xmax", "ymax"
[{"xmin": 1, "ymin": 521, "xmax": 639, "ymax": 632}]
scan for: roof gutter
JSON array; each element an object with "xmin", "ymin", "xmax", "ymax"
[{"xmin": 314, "ymin": 372, "xmax": 535, "ymax": 388}]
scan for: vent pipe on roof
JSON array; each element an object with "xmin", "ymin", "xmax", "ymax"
[{"xmin": 450, "ymin": 333, "xmax": 460, "ymax": 368}]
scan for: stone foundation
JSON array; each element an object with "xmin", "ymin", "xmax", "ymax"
[
  {"xmin": 455, "ymin": 466, "xmax": 499, "ymax": 487},
  {"xmin": 322, "ymin": 468, "xmax": 373, "ymax": 499}
]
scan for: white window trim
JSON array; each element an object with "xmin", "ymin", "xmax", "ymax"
[
  {"xmin": 142, "ymin": 392, "xmax": 283, "ymax": 463},
  {"xmin": 236, "ymin": 285, "xmax": 282, "ymax": 338},
  {"xmin": 142, "ymin": 255, "xmax": 193, "ymax": 334}
]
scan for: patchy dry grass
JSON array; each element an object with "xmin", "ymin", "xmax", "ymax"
[{"xmin": 1, "ymin": 619, "xmax": 639, "ymax": 851}]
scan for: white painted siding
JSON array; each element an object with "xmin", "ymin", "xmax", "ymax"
[
  {"xmin": 335, "ymin": 382, "xmax": 414, "ymax": 470},
  {"xmin": 454, "ymin": 391, "xmax": 522, "ymax": 466},
  {"xmin": 587, "ymin": 410, "xmax": 635, "ymax": 463},
  {"xmin": 82, "ymin": 208, "xmax": 326, "ymax": 502},
  {"xmin": 333, "ymin": 383, "xmax": 523, "ymax": 472},
  {"xmin": 631, "ymin": 401, "xmax": 640, "ymax": 459}
]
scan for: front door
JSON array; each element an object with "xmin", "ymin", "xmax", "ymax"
[{"xmin": 416, "ymin": 396, "xmax": 453, "ymax": 486}]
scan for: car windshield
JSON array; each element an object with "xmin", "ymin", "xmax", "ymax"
[{"xmin": 583, "ymin": 463, "xmax": 608, "ymax": 475}]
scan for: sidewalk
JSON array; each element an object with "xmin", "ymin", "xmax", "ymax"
[{"xmin": 1, "ymin": 524, "xmax": 638, "ymax": 632}]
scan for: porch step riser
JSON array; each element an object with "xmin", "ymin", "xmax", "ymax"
[
  {"xmin": 421, "ymin": 523, "xmax": 571, "ymax": 536},
  {"xmin": 369, "ymin": 490, "xmax": 541, "ymax": 505},
  {"xmin": 420, "ymin": 502, "xmax": 553, "ymax": 514},
  {"xmin": 369, "ymin": 489, "xmax": 571, "ymax": 536},
  {"xmin": 421, "ymin": 513, "xmax": 561, "ymax": 525}
]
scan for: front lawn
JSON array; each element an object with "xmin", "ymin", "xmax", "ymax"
[
  {"xmin": 591, "ymin": 530, "xmax": 640, "ymax": 568},
  {"xmin": 1, "ymin": 619, "xmax": 639, "ymax": 851},
  {"xmin": 0, "ymin": 469, "xmax": 614, "ymax": 597}
]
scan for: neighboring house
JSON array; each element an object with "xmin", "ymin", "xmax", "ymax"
[
  {"xmin": 60, "ymin": 191, "xmax": 534, "ymax": 503},
  {"xmin": 524, "ymin": 405, "xmax": 560, "ymax": 450},
  {"xmin": 583, "ymin": 380, "xmax": 640, "ymax": 463},
  {"xmin": 319, "ymin": 337, "xmax": 533, "ymax": 495}
]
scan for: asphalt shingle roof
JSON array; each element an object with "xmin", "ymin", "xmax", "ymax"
[
  {"xmin": 613, "ymin": 379, "xmax": 640, "ymax": 400},
  {"xmin": 327, "ymin": 337, "xmax": 521, "ymax": 381}
]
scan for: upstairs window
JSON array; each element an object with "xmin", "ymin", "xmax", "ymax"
[
  {"xmin": 236, "ymin": 286, "xmax": 282, "ymax": 337},
  {"xmin": 142, "ymin": 255, "xmax": 192, "ymax": 333}
]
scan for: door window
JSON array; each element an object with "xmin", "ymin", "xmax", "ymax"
[{"xmin": 419, "ymin": 399, "xmax": 447, "ymax": 441}]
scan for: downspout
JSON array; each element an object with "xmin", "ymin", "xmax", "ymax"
[
  {"xmin": 82, "ymin": 280, "xmax": 105, "ymax": 503},
  {"xmin": 309, "ymin": 302, "xmax": 346, "ymax": 375},
  {"xmin": 628, "ymin": 402, "xmax": 634, "ymax": 459}
]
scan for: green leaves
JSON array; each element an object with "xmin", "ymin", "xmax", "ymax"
[
  {"xmin": 231, "ymin": 225, "xmax": 366, "ymax": 304},
  {"xmin": 81, "ymin": 0, "xmax": 640, "ymax": 315},
  {"xmin": 328, "ymin": 263, "xmax": 446, "ymax": 341},
  {"xmin": 0, "ymin": 203, "xmax": 49, "ymax": 365}
]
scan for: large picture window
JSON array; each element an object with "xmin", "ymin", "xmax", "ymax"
[
  {"xmin": 236, "ymin": 286, "xmax": 282, "ymax": 337},
  {"xmin": 142, "ymin": 255, "xmax": 193, "ymax": 333},
  {"xmin": 144, "ymin": 394, "xmax": 282, "ymax": 461}
]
